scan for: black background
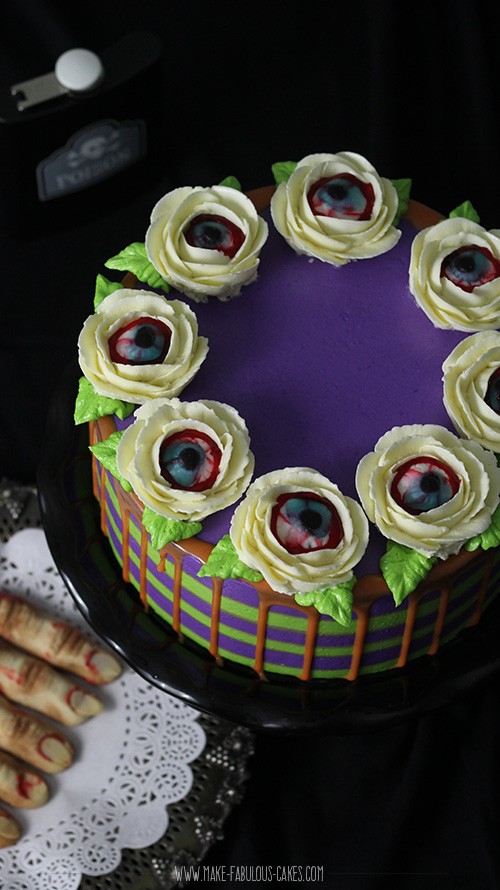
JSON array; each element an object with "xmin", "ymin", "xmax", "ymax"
[{"xmin": 1, "ymin": 2, "xmax": 500, "ymax": 887}]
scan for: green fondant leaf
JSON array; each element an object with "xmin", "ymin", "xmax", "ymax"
[
  {"xmin": 449, "ymin": 201, "xmax": 480, "ymax": 224},
  {"xmin": 197, "ymin": 534, "xmax": 263, "ymax": 582},
  {"xmin": 380, "ymin": 540, "xmax": 437, "ymax": 607},
  {"xmin": 218, "ymin": 175, "xmax": 242, "ymax": 191},
  {"xmin": 105, "ymin": 242, "xmax": 170, "ymax": 292},
  {"xmin": 89, "ymin": 430, "xmax": 133, "ymax": 492},
  {"xmin": 271, "ymin": 160, "xmax": 297, "ymax": 186},
  {"xmin": 391, "ymin": 177, "xmax": 412, "ymax": 225},
  {"xmin": 294, "ymin": 579, "xmax": 355, "ymax": 626},
  {"xmin": 465, "ymin": 503, "xmax": 500, "ymax": 552},
  {"xmin": 142, "ymin": 506, "xmax": 202, "ymax": 550},
  {"xmin": 94, "ymin": 274, "xmax": 124, "ymax": 310},
  {"xmin": 74, "ymin": 376, "xmax": 135, "ymax": 425}
]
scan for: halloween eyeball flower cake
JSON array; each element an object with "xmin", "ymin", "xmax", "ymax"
[
  {"xmin": 116, "ymin": 397, "xmax": 254, "ymax": 522},
  {"xmin": 75, "ymin": 151, "xmax": 500, "ymax": 683},
  {"xmin": 78, "ymin": 289, "xmax": 209, "ymax": 404},
  {"xmin": 409, "ymin": 217, "xmax": 500, "ymax": 330},
  {"xmin": 270, "ymin": 151, "xmax": 401, "ymax": 265},
  {"xmin": 356, "ymin": 424, "xmax": 500, "ymax": 560},
  {"xmin": 145, "ymin": 185, "xmax": 269, "ymax": 301},
  {"xmin": 442, "ymin": 331, "xmax": 500, "ymax": 452},
  {"xmin": 229, "ymin": 467, "xmax": 369, "ymax": 595}
]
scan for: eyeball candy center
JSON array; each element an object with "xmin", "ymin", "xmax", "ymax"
[
  {"xmin": 440, "ymin": 245, "xmax": 500, "ymax": 292},
  {"xmin": 307, "ymin": 173, "xmax": 375, "ymax": 221},
  {"xmin": 159, "ymin": 429, "xmax": 222, "ymax": 491},
  {"xmin": 108, "ymin": 317, "xmax": 171, "ymax": 365},
  {"xmin": 390, "ymin": 456, "xmax": 461, "ymax": 515},
  {"xmin": 270, "ymin": 491, "xmax": 344, "ymax": 555},
  {"xmin": 183, "ymin": 213, "xmax": 246, "ymax": 258}
]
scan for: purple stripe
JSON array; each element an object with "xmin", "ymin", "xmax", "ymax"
[
  {"xmin": 315, "ymin": 629, "xmax": 357, "ymax": 647},
  {"xmin": 145, "ymin": 575, "xmax": 174, "ymax": 620},
  {"xmin": 359, "ymin": 641, "xmax": 403, "ymax": 669},
  {"xmin": 211, "ymin": 574, "xmax": 261, "ymax": 609},
  {"xmin": 311, "ymin": 651, "xmax": 353, "ymax": 672},
  {"xmin": 261, "ymin": 646, "xmax": 307, "ymax": 670}
]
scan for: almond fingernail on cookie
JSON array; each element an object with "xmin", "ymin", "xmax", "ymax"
[
  {"xmin": 67, "ymin": 686, "xmax": 103, "ymax": 718},
  {"xmin": 37, "ymin": 733, "xmax": 74, "ymax": 770},
  {"xmin": 85, "ymin": 649, "xmax": 122, "ymax": 684}
]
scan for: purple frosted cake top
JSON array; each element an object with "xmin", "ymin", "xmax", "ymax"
[
  {"xmin": 115, "ymin": 210, "xmax": 468, "ymax": 574},
  {"xmin": 158, "ymin": 211, "xmax": 466, "ymax": 572}
]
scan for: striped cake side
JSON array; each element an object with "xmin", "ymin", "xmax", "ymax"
[{"xmin": 91, "ymin": 420, "xmax": 499, "ymax": 681}]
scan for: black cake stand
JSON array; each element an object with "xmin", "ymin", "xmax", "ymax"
[{"xmin": 37, "ymin": 362, "xmax": 500, "ymax": 735}]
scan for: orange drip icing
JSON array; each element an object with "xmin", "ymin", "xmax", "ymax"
[
  {"xmin": 171, "ymin": 551, "xmax": 183, "ymax": 634},
  {"xmin": 100, "ymin": 464, "xmax": 107, "ymax": 535},
  {"xmin": 121, "ymin": 505, "xmax": 130, "ymax": 583},
  {"xmin": 139, "ymin": 525, "xmax": 149, "ymax": 606},
  {"xmin": 345, "ymin": 604, "xmax": 371, "ymax": 681},
  {"xmin": 89, "ymin": 422, "xmax": 99, "ymax": 500},
  {"xmin": 210, "ymin": 578, "xmax": 223, "ymax": 664},
  {"xmin": 396, "ymin": 595, "xmax": 419, "ymax": 668},
  {"xmin": 254, "ymin": 597, "xmax": 269, "ymax": 678},
  {"xmin": 471, "ymin": 549, "xmax": 494, "ymax": 625},
  {"xmin": 428, "ymin": 586, "xmax": 450, "ymax": 656},
  {"xmin": 298, "ymin": 608, "xmax": 320, "ymax": 681}
]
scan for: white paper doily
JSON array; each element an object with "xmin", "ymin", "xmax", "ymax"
[{"xmin": 0, "ymin": 528, "xmax": 207, "ymax": 890}]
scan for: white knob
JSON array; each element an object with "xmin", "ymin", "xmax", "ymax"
[{"xmin": 55, "ymin": 48, "xmax": 104, "ymax": 93}]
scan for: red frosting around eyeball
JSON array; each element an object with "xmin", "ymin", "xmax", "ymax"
[
  {"xmin": 270, "ymin": 491, "xmax": 344, "ymax": 555},
  {"xmin": 183, "ymin": 214, "xmax": 246, "ymax": 258},
  {"xmin": 159, "ymin": 429, "xmax": 222, "ymax": 491},
  {"xmin": 108, "ymin": 317, "xmax": 171, "ymax": 365},
  {"xmin": 440, "ymin": 245, "xmax": 500, "ymax": 293},
  {"xmin": 390, "ymin": 456, "xmax": 461, "ymax": 516},
  {"xmin": 307, "ymin": 173, "xmax": 375, "ymax": 221}
]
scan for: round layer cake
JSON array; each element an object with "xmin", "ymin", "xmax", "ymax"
[{"xmin": 86, "ymin": 181, "xmax": 500, "ymax": 681}]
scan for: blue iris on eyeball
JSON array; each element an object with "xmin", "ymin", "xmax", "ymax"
[
  {"xmin": 390, "ymin": 457, "xmax": 461, "ymax": 516},
  {"xmin": 270, "ymin": 492, "xmax": 344, "ymax": 554},
  {"xmin": 307, "ymin": 173, "xmax": 375, "ymax": 221},
  {"xmin": 441, "ymin": 245, "xmax": 500, "ymax": 292},
  {"xmin": 108, "ymin": 317, "xmax": 171, "ymax": 366},
  {"xmin": 159, "ymin": 430, "xmax": 222, "ymax": 491},
  {"xmin": 183, "ymin": 213, "xmax": 245, "ymax": 258}
]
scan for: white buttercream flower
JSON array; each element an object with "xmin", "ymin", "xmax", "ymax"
[
  {"xmin": 116, "ymin": 398, "xmax": 254, "ymax": 522},
  {"xmin": 229, "ymin": 468, "xmax": 369, "ymax": 595},
  {"xmin": 409, "ymin": 218, "xmax": 500, "ymax": 330},
  {"xmin": 270, "ymin": 151, "xmax": 401, "ymax": 266},
  {"xmin": 356, "ymin": 424, "xmax": 500, "ymax": 559},
  {"xmin": 443, "ymin": 331, "xmax": 500, "ymax": 452},
  {"xmin": 145, "ymin": 185, "xmax": 269, "ymax": 302},
  {"xmin": 78, "ymin": 289, "xmax": 208, "ymax": 405}
]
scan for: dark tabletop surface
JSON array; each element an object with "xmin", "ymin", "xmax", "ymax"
[{"xmin": 1, "ymin": 3, "xmax": 500, "ymax": 887}]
